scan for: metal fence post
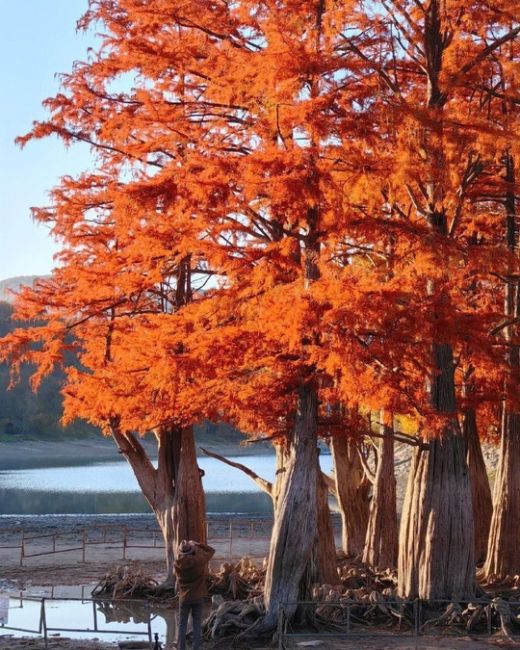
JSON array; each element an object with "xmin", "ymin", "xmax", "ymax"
[
  {"xmin": 228, "ymin": 519, "xmax": 233, "ymax": 560},
  {"xmin": 41, "ymin": 598, "xmax": 48, "ymax": 649},
  {"xmin": 123, "ymin": 526, "xmax": 128, "ymax": 560},
  {"xmin": 20, "ymin": 531, "xmax": 25, "ymax": 567}
]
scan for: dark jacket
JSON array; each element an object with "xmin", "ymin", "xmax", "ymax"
[{"xmin": 174, "ymin": 543, "xmax": 215, "ymax": 603}]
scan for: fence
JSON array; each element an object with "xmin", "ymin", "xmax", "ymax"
[
  {"xmin": 0, "ymin": 517, "xmax": 274, "ymax": 567},
  {"xmin": 277, "ymin": 599, "xmax": 520, "ymax": 648},
  {"xmin": 1, "ymin": 595, "xmax": 156, "ymax": 649}
]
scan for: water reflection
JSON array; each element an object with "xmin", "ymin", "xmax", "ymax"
[
  {"xmin": 0, "ymin": 488, "xmax": 272, "ymax": 515},
  {"xmin": 4, "ymin": 597, "xmax": 166, "ymax": 643},
  {"xmin": 97, "ymin": 599, "xmax": 178, "ymax": 646}
]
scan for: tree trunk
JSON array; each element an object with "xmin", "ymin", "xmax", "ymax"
[
  {"xmin": 484, "ymin": 412, "xmax": 520, "ymax": 577},
  {"xmin": 398, "ymin": 344, "xmax": 475, "ymax": 600},
  {"xmin": 462, "ymin": 408, "xmax": 492, "ymax": 564},
  {"xmin": 110, "ymin": 423, "xmax": 206, "ymax": 585},
  {"xmin": 484, "ymin": 152, "xmax": 520, "ymax": 579},
  {"xmin": 172, "ymin": 426, "xmax": 207, "ymax": 546},
  {"xmin": 362, "ymin": 417, "xmax": 397, "ymax": 570},
  {"xmin": 316, "ymin": 466, "xmax": 338, "ymax": 585},
  {"xmin": 262, "ymin": 384, "xmax": 320, "ymax": 628},
  {"xmin": 331, "ymin": 435, "xmax": 370, "ymax": 558},
  {"xmin": 203, "ymin": 442, "xmax": 338, "ymax": 586}
]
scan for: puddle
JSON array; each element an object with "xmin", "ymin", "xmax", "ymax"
[{"xmin": 0, "ymin": 596, "xmax": 177, "ymax": 644}]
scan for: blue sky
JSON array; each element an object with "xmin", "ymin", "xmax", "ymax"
[{"xmin": 0, "ymin": 0, "xmax": 97, "ymax": 281}]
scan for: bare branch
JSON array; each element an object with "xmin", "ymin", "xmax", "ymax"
[{"xmin": 200, "ymin": 447, "xmax": 273, "ymax": 496}]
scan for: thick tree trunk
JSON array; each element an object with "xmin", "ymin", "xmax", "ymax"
[
  {"xmin": 396, "ymin": 0, "xmax": 475, "ymax": 601},
  {"xmin": 110, "ymin": 423, "xmax": 206, "ymax": 585},
  {"xmin": 362, "ymin": 418, "xmax": 397, "ymax": 570},
  {"xmin": 262, "ymin": 384, "xmax": 320, "ymax": 628},
  {"xmin": 172, "ymin": 426, "xmax": 207, "ymax": 546},
  {"xmin": 331, "ymin": 435, "xmax": 370, "ymax": 558},
  {"xmin": 203, "ymin": 442, "xmax": 338, "ymax": 586},
  {"xmin": 398, "ymin": 344, "xmax": 475, "ymax": 600},
  {"xmin": 462, "ymin": 408, "xmax": 492, "ymax": 564}
]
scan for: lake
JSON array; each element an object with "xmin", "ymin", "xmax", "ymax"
[{"xmin": 0, "ymin": 454, "xmax": 333, "ymax": 516}]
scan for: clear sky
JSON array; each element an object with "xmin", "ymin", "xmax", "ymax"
[{"xmin": 0, "ymin": 0, "xmax": 97, "ymax": 281}]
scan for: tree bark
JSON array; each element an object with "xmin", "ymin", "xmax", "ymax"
[
  {"xmin": 484, "ymin": 411, "xmax": 520, "ymax": 577},
  {"xmin": 398, "ymin": 344, "xmax": 475, "ymax": 600},
  {"xmin": 172, "ymin": 426, "xmax": 207, "ymax": 547},
  {"xmin": 362, "ymin": 417, "xmax": 397, "ymax": 570},
  {"xmin": 462, "ymin": 407, "xmax": 492, "ymax": 564},
  {"xmin": 331, "ymin": 435, "xmax": 370, "ymax": 558},
  {"xmin": 316, "ymin": 465, "xmax": 339, "ymax": 585},
  {"xmin": 111, "ymin": 423, "xmax": 206, "ymax": 584},
  {"xmin": 262, "ymin": 384, "xmax": 321, "ymax": 628},
  {"xmin": 484, "ymin": 152, "xmax": 520, "ymax": 579},
  {"xmin": 201, "ymin": 443, "xmax": 338, "ymax": 585}
]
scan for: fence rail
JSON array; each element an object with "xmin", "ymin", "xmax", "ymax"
[
  {"xmin": 0, "ymin": 518, "xmax": 274, "ymax": 567},
  {"xmin": 277, "ymin": 599, "xmax": 520, "ymax": 649}
]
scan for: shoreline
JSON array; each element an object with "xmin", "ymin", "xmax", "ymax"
[{"xmin": 0, "ymin": 436, "xmax": 273, "ymax": 470}]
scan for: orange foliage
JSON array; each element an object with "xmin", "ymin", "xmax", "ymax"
[{"xmin": 2, "ymin": 0, "xmax": 520, "ymax": 444}]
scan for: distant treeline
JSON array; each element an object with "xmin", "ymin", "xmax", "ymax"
[{"xmin": 0, "ymin": 301, "xmax": 243, "ymax": 444}]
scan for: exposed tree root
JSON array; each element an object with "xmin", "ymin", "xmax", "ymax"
[
  {"xmin": 208, "ymin": 557, "xmax": 265, "ymax": 600},
  {"xmin": 89, "ymin": 558, "xmax": 520, "ymax": 643},
  {"xmin": 91, "ymin": 564, "xmax": 161, "ymax": 599},
  {"xmin": 205, "ymin": 595, "xmax": 265, "ymax": 640}
]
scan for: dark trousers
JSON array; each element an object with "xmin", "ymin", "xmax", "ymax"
[{"xmin": 178, "ymin": 599, "xmax": 203, "ymax": 650}]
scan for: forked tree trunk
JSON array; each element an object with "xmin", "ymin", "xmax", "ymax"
[
  {"xmin": 362, "ymin": 417, "xmax": 397, "ymax": 570},
  {"xmin": 331, "ymin": 435, "xmax": 370, "ymax": 557},
  {"xmin": 202, "ymin": 441, "xmax": 338, "ymax": 585},
  {"xmin": 462, "ymin": 407, "xmax": 492, "ymax": 564},
  {"xmin": 398, "ymin": 344, "xmax": 474, "ymax": 600},
  {"xmin": 111, "ymin": 422, "xmax": 206, "ymax": 584},
  {"xmin": 262, "ymin": 384, "xmax": 321, "ymax": 628}
]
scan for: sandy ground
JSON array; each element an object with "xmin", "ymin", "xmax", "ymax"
[
  {"xmin": 1, "ymin": 515, "xmax": 519, "ymax": 650},
  {"xmin": 0, "ymin": 514, "xmax": 276, "ymax": 590}
]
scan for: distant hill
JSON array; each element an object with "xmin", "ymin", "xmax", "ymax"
[{"xmin": 0, "ymin": 275, "xmax": 47, "ymax": 304}]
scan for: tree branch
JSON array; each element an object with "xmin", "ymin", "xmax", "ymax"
[{"xmin": 200, "ymin": 447, "xmax": 273, "ymax": 496}]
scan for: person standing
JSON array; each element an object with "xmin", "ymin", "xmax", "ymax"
[{"xmin": 174, "ymin": 539, "xmax": 215, "ymax": 650}]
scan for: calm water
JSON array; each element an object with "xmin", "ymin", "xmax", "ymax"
[
  {"xmin": 3, "ymin": 597, "xmax": 174, "ymax": 644},
  {"xmin": 0, "ymin": 454, "xmax": 333, "ymax": 515}
]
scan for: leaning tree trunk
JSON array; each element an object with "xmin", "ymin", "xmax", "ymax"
[
  {"xmin": 398, "ymin": 344, "xmax": 475, "ymax": 600},
  {"xmin": 262, "ymin": 384, "xmax": 321, "ymax": 628},
  {"xmin": 202, "ymin": 441, "xmax": 338, "ymax": 587},
  {"xmin": 462, "ymin": 407, "xmax": 492, "ymax": 564},
  {"xmin": 111, "ymin": 422, "xmax": 206, "ymax": 584},
  {"xmin": 362, "ymin": 417, "xmax": 397, "ymax": 571},
  {"xmin": 331, "ymin": 435, "xmax": 370, "ymax": 558},
  {"xmin": 484, "ymin": 152, "xmax": 520, "ymax": 579}
]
